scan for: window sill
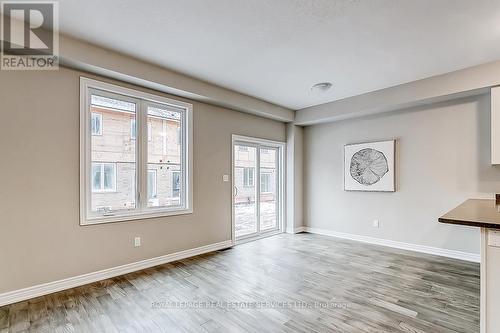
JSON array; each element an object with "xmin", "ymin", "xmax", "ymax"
[{"xmin": 81, "ymin": 208, "xmax": 193, "ymax": 226}]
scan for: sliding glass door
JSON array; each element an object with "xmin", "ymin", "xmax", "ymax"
[
  {"xmin": 233, "ymin": 143, "xmax": 258, "ymax": 237},
  {"xmin": 259, "ymin": 147, "xmax": 278, "ymax": 232},
  {"xmin": 233, "ymin": 136, "xmax": 284, "ymax": 241}
]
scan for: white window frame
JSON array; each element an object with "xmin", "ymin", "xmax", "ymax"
[
  {"xmin": 91, "ymin": 112, "xmax": 102, "ymax": 136},
  {"xmin": 243, "ymin": 167, "xmax": 254, "ymax": 187},
  {"xmin": 80, "ymin": 77, "xmax": 193, "ymax": 225},
  {"xmin": 92, "ymin": 162, "xmax": 117, "ymax": 193},
  {"xmin": 260, "ymin": 172, "xmax": 272, "ymax": 194}
]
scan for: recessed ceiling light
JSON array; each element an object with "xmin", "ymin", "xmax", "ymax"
[{"xmin": 311, "ymin": 82, "xmax": 333, "ymax": 92}]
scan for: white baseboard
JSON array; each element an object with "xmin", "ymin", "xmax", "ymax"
[
  {"xmin": 304, "ymin": 227, "xmax": 480, "ymax": 263},
  {"xmin": 286, "ymin": 226, "xmax": 306, "ymax": 234},
  {"xmin": 0, "ymin": 240, "xmax": 233, "ymax": 307}
]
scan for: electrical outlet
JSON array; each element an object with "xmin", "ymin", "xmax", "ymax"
[
  {"xmin": 373, "ymin": 220, "xmax": 380, "ymax": 228},
  {"xmin": 222, "ymin": 174, "xmax": 229, "ymax": 182},
  {"xmin": 134, "ymin": 237, "xmax": 141, "ymax": 247}
]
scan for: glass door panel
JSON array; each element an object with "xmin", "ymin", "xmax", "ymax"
[
  {"xmin": 259, "ymin": 147, "xmax": 278, "ymax": 231},
  {"xmin": 234, "ymin": 144, "xmax": 257, "ymax": 237}
]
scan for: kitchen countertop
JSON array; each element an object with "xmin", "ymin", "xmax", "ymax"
[{"xmin": 439, "ymin": 199, "xmax": 500, "ymax": 229}]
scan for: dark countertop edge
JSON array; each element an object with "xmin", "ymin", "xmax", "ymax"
[{"xmin": 438, "ymin": 217, "xmax": 500, "ymax": 229}]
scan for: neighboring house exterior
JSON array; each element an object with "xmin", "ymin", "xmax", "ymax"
[
  {"xmin": 234, "ymin": 146, "xmax": 277, "ymax": 205},
  {"xmin": 90, "ymin": 100, "xmax": 182, "ymax": 212}
]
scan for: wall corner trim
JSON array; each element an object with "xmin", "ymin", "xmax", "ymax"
[
  {"xmin": 0, "ymin": 240, "xmax": 233, "ymax": 307},
  {"xmin": 303, "ymin": 227, "xmax": 480, "ymax": 263}
]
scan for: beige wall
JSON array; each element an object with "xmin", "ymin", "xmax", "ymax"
[
  {"xmin": 0, "ymin": 67, "xmax": 286, "ymax": 293},
  {"xmin": 304, "ymin": 94, "xmax": 500, "ymax": 254}
]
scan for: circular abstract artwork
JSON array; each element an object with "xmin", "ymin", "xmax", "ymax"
[{"xmin": 350, "ymin": 148, "xmax": 389, "ymax": 185}]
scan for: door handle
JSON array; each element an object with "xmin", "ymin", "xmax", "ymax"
[{"xmin": 234, "ymin": 186, "xmax": 239, "ymax": 197}]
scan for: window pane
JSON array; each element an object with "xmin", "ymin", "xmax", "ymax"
[
  {"xmin": 92, "ymin": 164, "xmax": 101, "ymax": 191},
  {"xmin": 243, "ymin": 167, "xmax": 254, "ymax": 187},
  {"xmin": 234, "ymin": 145, "xmax": 257, "ymax": 237},
  {"xmin": 147, "ymin": 105, "xmax": 182, "ymax": 208},
  {"xmin": 90, "ymin": 92, "xmax": 136, "ymax": 212},
  {"xmin": 260, "ymin": 148, "xmax": 278, "ymax": 231},
  {"xmin": 261, "ymin": 173, "xmax": 271, "ymax": 193},
  {"xmin": 103, "ymin": 164, "xmax": 116, "ymax": 191},
  {"xmin": 172, "ymin": 171, "xmax": 180, "ymax": 198},
  {"xmin": 91, "ymin": 113, "xmax": 102, "ymax": 135}
]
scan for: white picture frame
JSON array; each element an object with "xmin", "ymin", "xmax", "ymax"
[{"xmin": 344, "ymin": 140, "xmax": 395, "ymax": 192}]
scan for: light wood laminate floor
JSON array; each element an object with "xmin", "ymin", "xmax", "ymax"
[{"xmin": 1, "ymin": 233, "xmax": 480, "ymax": 332}]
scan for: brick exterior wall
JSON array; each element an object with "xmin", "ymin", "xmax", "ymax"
[
  {"xmin": 234, "ymin": 146, "xmax": 277, "ymax": 205},
  {"xmin": 90, "ymin": 105, "xmax": 181, "ymax": 211}
]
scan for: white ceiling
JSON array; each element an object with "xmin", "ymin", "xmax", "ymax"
[{"xmin": 58, "ymin": 0, "xmax": 500, "ymax": 110}]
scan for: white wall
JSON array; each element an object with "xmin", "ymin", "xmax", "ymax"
[{"xmin": 304, "ymin": 94, "xmax": 500, "ymax": 254}]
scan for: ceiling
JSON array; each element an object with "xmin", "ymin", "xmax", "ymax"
[{"xmin": 58, "ymin": 0, "xmax": 500, "ymax": 110}]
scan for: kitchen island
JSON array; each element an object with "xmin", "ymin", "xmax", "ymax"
[{"xmin": 440, "ymin": 199, "xmax": 500, "ymax": 333}]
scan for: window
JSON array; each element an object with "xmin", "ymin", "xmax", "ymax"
[
  {"xmin": 131, "ymin": 119, "xmax": 150, "ymax": 141},
  {"xmin": 130, "ymin": 119, "xmax": 136, "ymax": 139},
  {"xmin": 243, "ymin": 167, "xmax": 254, "ymax": 187},
  {"xmin": 261, "ymin": 172, "xmax": 272, "ymax": 193},
  {"xmin": 148, "ymin": 170, "xmax": 157, "ymax": 199},
  {"xmin": 92, "ymin": 163, "xmax": 116, "ymax": 192},
  {"xmin": 172, "ymin": 171, "xmax": 181, "ymax": 198},
  {"xmin": 91, "ymin": 113, "xmax": 102, "ymax": 135},
  {"xmin": 80, "ymin": 77, "xmax": 193, "ymax": 225}
]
